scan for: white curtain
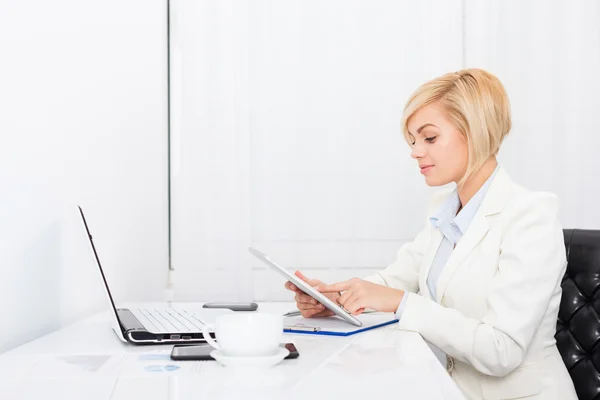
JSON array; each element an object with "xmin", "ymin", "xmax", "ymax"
[
  {"xmin": 170, "ymin": 0, "xmax": 600, "ymax": 301},
  {"xmin": 465, "ymin": 0, "xmax": 600, "ymax": 229}
]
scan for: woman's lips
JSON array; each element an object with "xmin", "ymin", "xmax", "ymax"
[{"xmin": 420, "ymin": 165, "xmax": 434, "ymax": 174}]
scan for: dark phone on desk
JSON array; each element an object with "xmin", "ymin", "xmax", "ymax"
[{"xmin": 171, "ymin": 343, "xmax": 299, "ymax": 361}]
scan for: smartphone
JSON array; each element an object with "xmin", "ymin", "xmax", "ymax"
[
  {"xmin": 170, "ymin": 343, "xmax": 299, "ymax": 361},
  {"xmin": 202, "ymin": 302, "xmax": 258, "ymax": 312}
]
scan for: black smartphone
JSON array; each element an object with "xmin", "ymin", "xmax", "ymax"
[
  {"xmin": 202, "ymin": 302, "xmax": 258, "ymax": 312},
  {"xmin": 170, "ymin": 343, "xmax": 299, "ymax": 361}
]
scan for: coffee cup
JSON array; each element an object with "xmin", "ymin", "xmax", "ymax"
[{"xmin": 201, "ymin": 313, "xmax": 283, "ymax": 357}]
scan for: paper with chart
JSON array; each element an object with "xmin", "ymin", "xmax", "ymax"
[{"xmin": 24, "ymin": 352, "xmax": 208, "ymax": 378}]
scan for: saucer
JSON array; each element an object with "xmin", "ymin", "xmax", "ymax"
[{"xmin": 211, "ymin": 347, "xmax": 289, "ymax": 368}]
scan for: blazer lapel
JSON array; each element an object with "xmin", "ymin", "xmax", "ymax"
[
  {"xmin": 434, "ymin": 167, "xmax": 513, "ymax": 303},
  {"xmin": 420, "ymin": 228, "xmax": 443, "ymax": 300},
  {"xmin": 435, "ymin": 214, "xmax": 490, "ymax": 303}
]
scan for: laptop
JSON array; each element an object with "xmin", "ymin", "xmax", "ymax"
[{"xmin": 78, "ymin": 206, "xmax": 231, "ymax": 345}]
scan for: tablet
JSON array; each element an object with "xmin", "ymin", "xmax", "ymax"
[{"xmin": 248, "ymin": 247, "xmax": 362, "ymax": 327}]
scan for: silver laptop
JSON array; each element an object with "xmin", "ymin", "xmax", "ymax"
[{"xmin": 78, "ymin": 206, "xmax": 230, "ymax": 344}]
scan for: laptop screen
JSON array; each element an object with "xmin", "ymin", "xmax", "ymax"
[{"xmin": 78, "ymin": 206, "xmax": 125, "ymax": 336}]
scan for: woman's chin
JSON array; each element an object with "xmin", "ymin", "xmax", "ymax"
[{"xmin": 424, "ymin": 175, "xmax": 452, "ymax": 187}]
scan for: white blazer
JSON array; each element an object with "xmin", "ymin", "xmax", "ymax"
[{"xmin": 366, "ymin": 167, "xmax": 578, "ymax": 400}]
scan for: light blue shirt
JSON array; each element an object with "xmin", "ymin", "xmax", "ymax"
[{"xmin": 395, "ymin": 164, "xmax": 500, "ymax": 318}]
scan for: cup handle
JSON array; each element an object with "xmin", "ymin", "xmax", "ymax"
[{"xmin": 202, "ymin": 324, "xmax": 221, "ymax": 351}]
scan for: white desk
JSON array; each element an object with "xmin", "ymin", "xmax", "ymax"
[{"xmin": 0, "ymin": 303, "xmax": 465, "ymax": 400}]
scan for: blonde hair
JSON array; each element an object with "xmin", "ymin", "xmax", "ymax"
[{"xmin": 402, "ymin": 68, "xmax": 511, "ymax": 186}]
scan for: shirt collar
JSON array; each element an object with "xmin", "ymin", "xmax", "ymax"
[{"xmin": 429, "ymin": 164, "xmax": 500, "ymax": 237}]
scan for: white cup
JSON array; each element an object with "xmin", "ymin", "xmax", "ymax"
[{"xmin": 202, "ymin": 313, "xmax": 283, "ymax": 357}]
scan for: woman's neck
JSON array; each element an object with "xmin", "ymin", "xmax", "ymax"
[{"xmin": 457, "ymin": 158, "xmax": 498, "ymax": 208}]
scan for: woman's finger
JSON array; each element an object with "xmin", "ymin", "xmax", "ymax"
[
  {"xmin": 344, "ymin": 296, "xmax": 365, "ymax": 315},
  {"xmin": 298, "ymin": 293, "xmax": 317, "ymax": 304},
  {"xmin": 318, "ymin": 280, "xmax": 353, "ymax": 293},
  {"xmin": 338, "ymin": 289, "xmax": 354, "ymax": 306},
  {"xmin": 298, "ymin": 302, "xmax": 325, "ymax": 312},
  {"xmin": 300, "ymin": 305, "xmax": 330, "ymax": 318},
  {"xmin": 295, "ymin": 292, "xmax": 317, "ymax": 304},
  {"xmin": 295, "ymin": 294, "xmax": 322, "ymax": 307},
  {"xmin": 309, "ymin": 308, "xmax": 334, "ymax": 318},
  {"xmin": 300, "ymin": 309, "xmax": 319, "ymax": 318},
  {"xmin": 295, "ymin": 271, "xmax": 323, "ymax": 287},
  {"xmin": 337, "ymin": 291, "xmax": 359, "ymax": 311}
]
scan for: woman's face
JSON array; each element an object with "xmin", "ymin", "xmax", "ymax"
[{"xmin": 407, "ymin": 102, "xmax": 468, "ymax": 186}]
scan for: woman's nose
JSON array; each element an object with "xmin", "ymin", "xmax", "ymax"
[{"xmin": 411, "ymin": 144, "xmax": 426, "ymax": 159}]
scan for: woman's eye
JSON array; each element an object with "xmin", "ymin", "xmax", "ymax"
[{"xmin": 425, "ymin": 136, "xmax": 437, "ymax": 143}]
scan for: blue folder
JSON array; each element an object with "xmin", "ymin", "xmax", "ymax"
[{"xmin": 283, "ymin": 313, "xmax": 399, "ymax": 336}]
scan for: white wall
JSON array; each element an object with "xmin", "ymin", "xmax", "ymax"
[
  {"xmin": 170, "ymin": 0, "xmax": 463, "ymax": 301},
  {"xmin": 0, "ymin": 0, "xmax": 168, "ymax": 353},
  {"xmin": 171, "ymin": 0, "xmax": 600, "ymax": 303}
]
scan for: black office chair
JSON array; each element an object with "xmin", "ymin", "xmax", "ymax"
[{"xmin": 556, "ymin": 229, "xmax": 600, "ymax": 400}]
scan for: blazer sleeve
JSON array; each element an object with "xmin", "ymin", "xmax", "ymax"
[{"xmin": 396, "ymin": 192, "xmax": 566, "ymax": 377}]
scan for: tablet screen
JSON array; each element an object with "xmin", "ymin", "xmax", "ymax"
[{"xmin": 248, "ymin": 247, "xmax": 362, "ymax": 327}]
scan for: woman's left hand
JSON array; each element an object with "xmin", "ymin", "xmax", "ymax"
[{"xmin": 317, "ymin": 278, "xmax": 405, "ymax": 315}]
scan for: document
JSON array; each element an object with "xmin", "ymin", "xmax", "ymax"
[
  {"xmin": 24, "ymin": 352, "xmax": 206, "ymax": 378},
  {"xmin": 284, "ymin": 312, "xmax": 398, "ymax": 336}
]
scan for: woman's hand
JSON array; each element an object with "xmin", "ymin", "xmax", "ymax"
[
  {"xmin": 318, "ymin": 278, "xmax": 404, "ymax": 315},
  {"xmin": 284, "ymin": 271, "xmax": 341, "ymax": 318}
]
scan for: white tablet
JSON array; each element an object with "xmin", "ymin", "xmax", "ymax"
[{"xmin": 248, "ymin": 247, "xmax": 362, "ymax": 327}]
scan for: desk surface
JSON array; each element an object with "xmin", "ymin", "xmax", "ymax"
[{"xmin": 0, "ymin": 302, "xmax": 464, "ymax": 400}]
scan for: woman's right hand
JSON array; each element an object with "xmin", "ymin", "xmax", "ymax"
[{"xmin": 284, "ymin": 271, "xmax": 341, "ymax": 318}]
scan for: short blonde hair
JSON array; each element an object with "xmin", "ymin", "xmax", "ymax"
[{"xmin": 402, "ymin": 68, "xmax": 511, "ymax": 186}]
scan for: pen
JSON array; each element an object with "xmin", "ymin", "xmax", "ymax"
[
  {"xmin": 284, "ymin": 325, "xmax": 321, "ymax": 332},
  {"xmin": 283, "ymin": 310, "xmax": 302, "ymax": 317}
]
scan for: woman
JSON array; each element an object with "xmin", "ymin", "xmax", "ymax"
[{"xmin": 285, "ymin": 69, "xmax": 577, "ymax": 399}]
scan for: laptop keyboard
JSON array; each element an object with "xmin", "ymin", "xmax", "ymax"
[{"xmin": 131, "ymin": 308, "xmax": 206, "ymax": 333}]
